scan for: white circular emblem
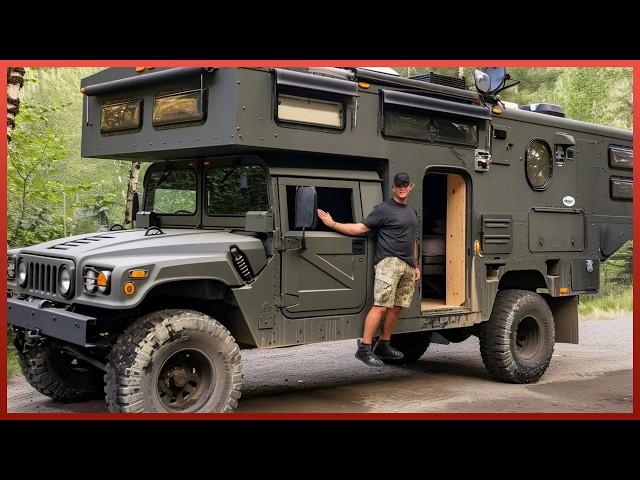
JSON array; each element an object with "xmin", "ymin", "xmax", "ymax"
[{"xmin": 563, "ymin": 195, "xmax": 576, "ymax": 207}]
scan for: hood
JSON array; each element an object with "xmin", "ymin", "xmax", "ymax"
[{"xmin": 20, "ymin": 228, "xmax": 266, "ymax": 270}]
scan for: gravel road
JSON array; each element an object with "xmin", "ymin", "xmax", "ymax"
[{"xmin": 7, "ymin": 315, "xmax": 632, "ymax": 413}]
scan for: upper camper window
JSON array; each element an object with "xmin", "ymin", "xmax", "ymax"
[
  {"xmin": 152, "ymin": 89, "xmax": 205, "ymax": 128},
  {"xmin": 100, "ymin": 99, "xmax": 142, "ymax": 134},
  {"xmin": 276, "ymin": 94, "xmax": 344, "ymax": 129},
  {"xmin": 144, "ymin": 167, "xmax": 197, "ymax": 215},
  {"xmin": 286, "ymin": 185, "xmax": 354, "ymax": 231},
  {"xmin": 383, "ymin": 109, "xmax": 478, "ymax": 147},
  {"xmin": 206, "ymin": 164, "xmax": 269, "ymax": 216},
  {"xmin": 525, "ymin": 140, "xmax": 553, "ymax": 190}
]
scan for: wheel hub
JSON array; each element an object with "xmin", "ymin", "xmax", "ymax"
[
  {"xmin": 156, "ymin": 349, "xmax": 215, "ymax": 411},
  {"xmin": 166, "ymin": 367, "xmax": 189, "ymax": 388},
  {"xmin": 515, "ymin": 316, "xmax": 541, "ymax": 360}
]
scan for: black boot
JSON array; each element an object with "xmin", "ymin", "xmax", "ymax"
[
  {"xmin": 355, "ymin": 339, "xmax": 384, "ymax": 367},
  {"xmin": 373, "ymin": 339, "xmax": 404, "ymax": 360}
]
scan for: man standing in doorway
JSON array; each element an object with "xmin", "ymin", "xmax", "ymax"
[{"xmin": 317, "ymin": 172, "xmax": 420, "ymax": 366}]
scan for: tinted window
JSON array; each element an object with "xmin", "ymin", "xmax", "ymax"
[
  {"xmin": 384, "ymin": 109, "xmax": 478, "ymax": 146},
  {"xmin": 287, "ymin": 186, "xmax": 353, "ymax": 231},
  {"xmin": 206, "ymin": 164, "xmax": 269, "ymax": 216},
  {"xmin": 144, "ymin": 168, "xmax": 197, "ymax": 215}
]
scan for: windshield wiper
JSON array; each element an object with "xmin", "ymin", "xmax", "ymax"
[
  {"xmin": 154, "ymin": 162, "xmax": 174, "ymax": 189},
  {"xmin": 218, "ymin": 159, "xmax": 241, "ymax": 187}
]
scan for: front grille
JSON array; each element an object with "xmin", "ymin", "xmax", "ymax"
[
  {"xmin": 28, "ymin": 262, "xmax": 58, "ymax": 295},
  {"xmin": 18, "ymin": 255, "xmax": 74, "ymax": 301}
]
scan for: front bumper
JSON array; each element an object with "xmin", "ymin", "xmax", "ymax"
[{"xmin": 7, "ymin": 297, "xmax": 96, "ymax": 347}]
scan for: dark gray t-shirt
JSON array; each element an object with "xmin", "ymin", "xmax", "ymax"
[{"xmin": 363, "ymin": 198, "xmax": 417, "ymax": 267}]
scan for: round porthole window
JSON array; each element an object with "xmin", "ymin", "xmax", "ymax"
[{"xmin": 525, "ymin": 140, "xmax": 552, "ymax": 190}]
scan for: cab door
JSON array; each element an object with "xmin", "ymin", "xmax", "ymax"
[{"xmin": 278, "ymin": 177, "xmax": 368, "ymax": 318}]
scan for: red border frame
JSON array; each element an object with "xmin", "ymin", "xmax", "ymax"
[{"xmin": 1, "ymin": 60, "xmax": 637, "ymax": 420}]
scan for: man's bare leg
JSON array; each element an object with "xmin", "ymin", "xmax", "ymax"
[
  {"xmin": 380, "ymin": 306, "xmax": 402, "ymax": 341},
  {"xmin": 361, "ymin": 305, "xmax": 388, "ymax": 344}
]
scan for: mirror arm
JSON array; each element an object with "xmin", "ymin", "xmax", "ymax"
[{"xmin": 494, "ymin": 80, "xmax": 521, "ymax": 96}]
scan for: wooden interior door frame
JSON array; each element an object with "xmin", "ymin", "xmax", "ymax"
[{"xmin": 446, "ymin": 173, "xmax": 466, "ymax": 306}]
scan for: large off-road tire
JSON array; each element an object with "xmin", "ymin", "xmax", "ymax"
[
  {"xmin": 379, "ymin": 331, "xmax": 432, "ymax": 365},
  {"xmin": 479, "ymin": 289, "xmax": 555, "ymax": 384},
  {"xmin": 105, "ymin": 309, "xmax": 242, "ymax": 413},
  {"xmin": 16, "ymin": 341, "xmax": 104, "ymax": 403}
]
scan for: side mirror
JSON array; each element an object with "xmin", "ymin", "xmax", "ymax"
[
  {"xmin": 294, "ymin": 186, "xmax": 318, "ymax": 230},
  {"xmin": 474, "ymin": 69, "xmax": 491, "ymax": 94}
]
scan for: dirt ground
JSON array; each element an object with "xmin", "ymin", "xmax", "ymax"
[{"xmin": 7, "ymin": 315, "xmax": 632, "ymax": 414}]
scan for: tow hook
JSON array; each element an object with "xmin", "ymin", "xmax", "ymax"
[{"xmin": 24, "ymin": 328, "xmax": 45, "ymax": 350}]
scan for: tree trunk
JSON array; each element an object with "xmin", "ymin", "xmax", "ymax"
[
  {"xmin": 124, "ymin": 161, "xmax": 141, "ymax": 228},
  {"xmin": 6, "ymin": 67, "xmax": 26, "ymax": 142}
]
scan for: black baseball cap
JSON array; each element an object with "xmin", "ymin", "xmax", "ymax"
[{"xmin": 393, "ymin": 172, "xmax": 411, "ymax": 185}]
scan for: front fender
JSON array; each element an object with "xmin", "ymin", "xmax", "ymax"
[{"xmin": 72, "ymin": 253, "xmax": 243, "ymax": 309}]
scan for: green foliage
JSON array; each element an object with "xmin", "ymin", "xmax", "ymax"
[
  {"xmin": 602, "ymin": 241, "xmax": 633, "ymax": 288},
  {"xmin": 7, "ymin": 348, "xmax": 20, "ymax": 378},
  {"xmin": 501, "ymin": 67, "xmax": 632, "ymax": 129},
  {"xmin": 8, "ymin": 67, "xmax": 132, "ymax": 247},
  {"xmin": 578, "ymin": 241, "xmax": 632, "ymax": 318},
  {"xmin": 8, "ymin": 99, "xmax": 73, "ymax": 246},
  {"xmin": 579, "ymin": 285, "xmax": 632, "ymax": 318},
  {"xmin": 397, "ymin": 66, "xmax": 632, "ymax": 128},
  {"xmin": 7, "ymin": 329, "xmax": 20, "ymax": 378}
]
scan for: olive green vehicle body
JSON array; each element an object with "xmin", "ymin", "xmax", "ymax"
[{"xmin": 7, "ymin": 67, "xmax": 632, "ymax": 351}]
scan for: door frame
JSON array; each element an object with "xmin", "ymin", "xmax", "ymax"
[{"xmin": 422, "ymin": 166, "xmax": 473, "ymax": 309}]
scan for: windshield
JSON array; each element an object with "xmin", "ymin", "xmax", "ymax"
[
  {"xmin": 144, "ymin": 167, "xmax": 197, "ymax": 215},
  {"xmin": 205, "ymin": 164, "xmax": 269, "ymax": 216}
]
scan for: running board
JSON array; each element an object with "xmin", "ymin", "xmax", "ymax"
[{"xmin": 420, "ymin": 306, "xmax": 471, "ymax": 317}]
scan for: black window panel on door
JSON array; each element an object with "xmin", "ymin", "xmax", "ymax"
[{"xmin": 286, "ymin": 186, "xmax": 353, "ymax": 231}]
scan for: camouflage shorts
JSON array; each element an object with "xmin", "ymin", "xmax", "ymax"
[{"xmin": 373, "ymin": 257, "xmax": 416, "ymax": 308}]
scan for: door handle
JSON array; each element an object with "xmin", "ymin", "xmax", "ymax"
[{"xmin": 352, "ymin": 239, "xmax": 365, "ymax": 255}]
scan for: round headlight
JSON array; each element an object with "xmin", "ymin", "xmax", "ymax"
[
  {"xmin": 17, "ymin": 260, "xmax": 28, "ymax": 287},
  {"xmin": 84, "ymin": 268, "xmax": 98, "ymax": 293},
  {"xmin": 59, "ymin": 266, "xmax": 72, "ymax": 297}
]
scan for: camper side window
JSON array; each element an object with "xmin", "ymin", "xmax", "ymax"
[{"xmin": 286, "ymin": 185, "xmax": 353, "ymax": 231}]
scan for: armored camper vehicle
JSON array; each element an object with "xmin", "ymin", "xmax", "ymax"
[{"xmin": 7, "ymin": 66, "xmax": 633, "ymax": 412}]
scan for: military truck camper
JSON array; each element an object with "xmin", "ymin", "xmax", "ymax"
[{"xmin": 7, "ymin": 66, "xmax": 633, "ymax": 413}]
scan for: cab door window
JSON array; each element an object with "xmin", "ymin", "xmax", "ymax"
[{"xmin": 286, "ymin": 186, "xmax": 354, "ymax": 231}]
